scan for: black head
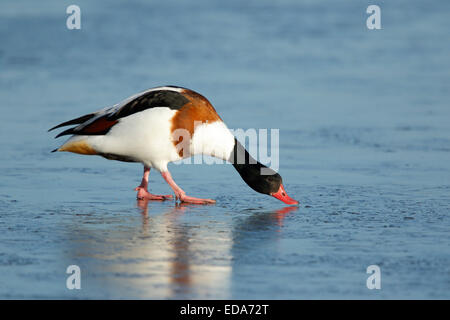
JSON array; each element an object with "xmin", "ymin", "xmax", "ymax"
[{"xmin": 231, "ymin": 140, "xmax": 298, "ymax": 205}]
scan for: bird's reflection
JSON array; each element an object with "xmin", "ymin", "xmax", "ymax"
[
  {"xmin": 137, "ymin": 199, "xmax": 192, "ymax": 288},
  {"xmin": 230, "ymin": 205, "xmax": 298, "ymax": 264},
  {"xmin": 233, "ymin": 205, "xmax": 298, "ymax": 232},
  {"xmin": 67, "ymin": 200, "xmax": 298, "ymax": 298},
  {"xmin": 272, "ymin": 206, "xmax": 298, "ymax": 228}
]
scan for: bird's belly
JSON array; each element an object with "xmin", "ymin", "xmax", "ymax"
[{"xmin": 89, "ymin": 107, "xmax": 182, "ymax": 170}]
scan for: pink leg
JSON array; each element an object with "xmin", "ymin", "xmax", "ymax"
[
  {"xmin": 161, "ymin": 171, "xmax": 215, "ymax": 204},
  {"xmin": 135, "ymin": 166, "xmax": 173, "ymax": 201}
]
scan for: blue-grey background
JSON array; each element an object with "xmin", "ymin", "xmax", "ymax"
[{"xmin": 0, "ymin": 0, "xmax": 449, "ymax": 299}]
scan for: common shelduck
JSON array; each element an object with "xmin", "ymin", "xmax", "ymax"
[{"xmin": 49, "ymin": 86, "xmax": 298, "ymax": 205}]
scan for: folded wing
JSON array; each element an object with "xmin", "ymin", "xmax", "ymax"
[{"xmin": 49, "ymin": 86, "xmax": 190, "ymax": 138}]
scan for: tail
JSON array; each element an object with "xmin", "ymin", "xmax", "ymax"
[
  {"xmin": 49, "ymin": 112, "xmax": 98, "ymax": 154},
  {"xmin": 50, "ymin": 138, "xmax": 98, "ymax": 155}
]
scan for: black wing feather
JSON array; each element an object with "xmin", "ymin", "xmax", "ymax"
[
  {"xmin": 108, "ymin": 90, "xmax": 189, "ymax": 120},
  {"xmin": 48, "ymin": 113, "xmax": 96, "ymax": 132}
]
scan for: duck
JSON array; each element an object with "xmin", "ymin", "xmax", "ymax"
[{"xmin": 49, "ymin": 86, "xmax": 299, "ymax": 205}]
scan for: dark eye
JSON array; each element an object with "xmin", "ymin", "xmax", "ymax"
[{"xmin": 282, "ymin": 192, "xmax": 286, "ymax": 196}]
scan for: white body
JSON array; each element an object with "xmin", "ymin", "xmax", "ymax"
[{"xmin": 62, "ymin": 107, "xmax": 235, "ymax": 172}]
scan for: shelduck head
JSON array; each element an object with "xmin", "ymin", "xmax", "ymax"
[
  {"xmin": 231, "ymin": 140, "xmax": 299, "ymax": 206},
  {"xmin": 244, "ymin": 168, "xmax": 298, "ymax": 205}
]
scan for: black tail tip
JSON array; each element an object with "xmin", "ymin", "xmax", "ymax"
[{"xmin": 51, "ymin": 148, "xmax": 58, "ymax": 153}]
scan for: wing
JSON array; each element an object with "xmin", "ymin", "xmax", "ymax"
[{"xmin": 49, "ymin": 86, "xmax": 190, "ymax": 138}]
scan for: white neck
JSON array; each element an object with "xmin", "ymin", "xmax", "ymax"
[{"xmin": 190, "ymin": 121, "xmax": 235, "ymax": 161}]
